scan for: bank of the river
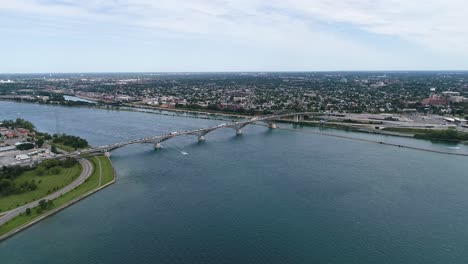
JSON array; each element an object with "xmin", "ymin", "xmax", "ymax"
[
  {"xmin": 0, "ymin": 156, "xmax": 115, "ymax": 241},
  {"xmin": 281, "ymin": 126, "xmax": 468, "ymax": 157},
  {"xmin": 3, "ymin": 100, "xmax": 468, "ymax": 263},
  {"xmin": 73, "ymin": 94, "xmax": 254, "ymax": 119},
  {"xmin": 0, "ymin": 97, "xmax": 426, "ymax": 139},
  {"xmin": 0, "ymin": 163, "xmax": 82, "ymax": 213},
  {"xmin": 3, "ymin": 98, "xmax": 468, "ymax": 155}
]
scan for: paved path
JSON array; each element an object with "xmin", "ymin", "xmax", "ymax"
[
  {"xmin": 97, "ymin": 157, "xmax": 102, "ymax": 187},
  {"xmin": 0, "ymin": 159, "xmax": 93, "ymax": 225}
]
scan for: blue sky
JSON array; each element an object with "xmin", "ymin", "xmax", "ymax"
[{"xmin": 1, "ymin": 0, "xmax": 467, "ymax": 73}]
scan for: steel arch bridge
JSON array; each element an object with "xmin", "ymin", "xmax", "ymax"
[{"xmin": 26, "ymin": 112, "xmax": 312, "ymax": 163}]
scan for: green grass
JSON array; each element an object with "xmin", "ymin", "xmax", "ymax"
[
  {"xmin": 50, "ymin": 142, "xmax": 77, "ymax": 152},
  {"xmin": 0, "ymin": 164, "xmax": 82, "ymax": 212},
  {"xmin": 382, "ymin": 127, "xmax": 431, "ymax": 134},
  {"xmin": 0, "ymin": 156, "xmax": 115, "ymax": 237},
  {"xmin": 93, "ymin": 156, "xmax": 114, "ymax": 185}
]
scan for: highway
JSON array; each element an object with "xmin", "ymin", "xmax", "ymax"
[{"xmin": 0, "ymin": 159, "xmax": 93, "ymax": 225}]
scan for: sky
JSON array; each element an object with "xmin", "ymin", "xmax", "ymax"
[{"xmin": 0, "ymin": 0, "xmax": 467, "ymax": 73}]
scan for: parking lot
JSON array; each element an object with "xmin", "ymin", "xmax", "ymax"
[{"xmin": 0, "ymin": 148, "xmax": 56, "ymax": 167}]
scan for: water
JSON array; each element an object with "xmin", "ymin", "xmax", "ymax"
[
  {"xmin": 63, "ymin": 95, "xmax": 96, "ymax": 104},
  {"xmin": 1, "ymin": 101, "xmax": 468, "ymax": 264}
]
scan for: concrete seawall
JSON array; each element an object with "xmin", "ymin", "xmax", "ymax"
[
  {"xmin": 0, "ymin": 160, "xmax": 117, "ymax": 242},
  {"xmin": 281, "ymin": 126, "xmax": 468, "ymax": 157}
]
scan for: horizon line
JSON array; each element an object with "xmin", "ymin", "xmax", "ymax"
[{"xmin": 2, "ymin": 70, "xmax": 468, "ymax": 75}]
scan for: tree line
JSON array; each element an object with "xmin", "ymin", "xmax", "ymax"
[
  {"xmin": 414, "ymin": 129, "xmax": 468, "ymax": 141},
  {"xmin": 1, "ymin": 118, "xmax": 35, "ymax": 131},
  {"xmin": 52, "ymin": 133, "xmax": 89, "ymax": 149},
  {"xmin": 0, "ymin": 158, "xmax": 77, "ymax": 197}
]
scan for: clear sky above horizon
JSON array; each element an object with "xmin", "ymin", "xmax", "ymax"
[{"xmin": 1, "ymin": 0, "xmax": 467, "ymax": 73}]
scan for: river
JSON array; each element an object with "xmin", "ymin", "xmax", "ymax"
[
  {"xmin": 63, "ymin": 95, "xmax": 96, "ymax": 104},
  {"xmin": 1, "ymin": 101, "xmax": 468, "ymax": 264}
]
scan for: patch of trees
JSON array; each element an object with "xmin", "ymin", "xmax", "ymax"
[
  {"xmin": 0, "ymin": 158, "xmax": 77, "ymax": 197},
  {"xmin": 176, "ymin": 103, "xmax": 257, "ymax": 116},
  {"xmin": 52, "ymin": 134, "xmax": 88, "ymax": 149},
  {"xmin": 414, "ymin": 129, "xmax": 468, "ymax": 141},
  {"xmin": 0, "ymin": 166, "xmax": 34, "ymax": 196},
  {"xmin": 35, "ymin": 158, "xmax": 77, "ymax": 176},
  {"xmin": 0, "ymin": 165, "xmax": 26, "ymax": 180},
  {"xmin": 0, "ymin": 118, "xmax": 35, "ymax": 130},
  {"xmin": 36, "ymin": 199, "xmax": 54, "ymax": 214},
  {"xmin": 35, "ymin": 131, "xmax": 52, "ymax": 148},
  {"xmin": 16, "ymin": 142, "xmax": 34, "ymax": 150}
]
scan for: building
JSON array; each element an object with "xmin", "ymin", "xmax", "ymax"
[
  {"xmin": 0, "ymin": 146, "xmax": 16, "ymax": 152},
  {"xmin": 449, "ymin": 96, "xmax": 466, "ymax": 103},
  {"xmin": 422, "ymin": 93, "xmax": 448, "ymax": 106},
  {"xmin": 442, "ymin": 91, "xmax": 460, "ymax": 97},
  {"xmin": 16, "ymin": 128, "xmax": 30, "ymax": 135},
  {"xmin": 15, "ymin": 154, "xmax": 30, "ymax": 161}
]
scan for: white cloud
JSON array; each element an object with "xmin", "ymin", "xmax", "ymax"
[{"xmin": 0, "ymin": 0, "xmax": 467, "ymax": 71}]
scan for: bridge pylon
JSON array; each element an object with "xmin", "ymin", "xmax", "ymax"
[
  {"xmin": 155, "ymin": 142, "xmax": 162, "ymax": 149},
  {"xmin": 292, "ymin": 114, "xmax": 304, "ymax": 123}
]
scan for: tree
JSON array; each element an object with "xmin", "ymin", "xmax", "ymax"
[
  {"xmin": 38, "ymin": 199, "xmax": 47, "ymax": 210},
  {"xmin": 16, "ymin": 143, "xmax": 34, "ymax": 150},
  {"xmin": 25, "ymin": 208, "xmax": 31, "ymax": 216},
  {"xmin": 15, "ymin": 118, "xmax": 35, "ymax": 130},
  {"xmin": 49, "ymin": 167, "xmax": 61, "ymax": 175},
  {"xmin": 41, "ymin": 159, "xmax": 59, "ymax": 169},
  {"xmin": 0, "ymin": 178, "xmax": 14, "ymax": 195},
  {"xmin": 51, "ymin": 145, "xmax": 58, "ymax": 154},
  {"xmin": 62, "ymin": 158, "xmax": 77, "ymax": 168},
  {"xmin": 52, "ymin": 134, "xmax": 88, "ymax": 149},
  {"xmin": 35, "ymin": 167, "xmax": 46, "ymax": 176},
  {"xmin": 36, "ymin": 138, "xmax": 45, "ymax": 148}
]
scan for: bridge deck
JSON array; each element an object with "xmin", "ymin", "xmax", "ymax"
[{"xmin": 21, "ymin": 112, "xmax": 314, "ymax": 164}]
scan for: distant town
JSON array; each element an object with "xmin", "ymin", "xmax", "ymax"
[
  {"xmin": 1, "ymin": 72, "xmax": 468, "ymax": 141},
  {"xmin": 1, "ymin": 72, "xmax": 468, "ymax": 244}
]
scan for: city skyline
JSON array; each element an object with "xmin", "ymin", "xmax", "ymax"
[{"xmin": 1, "ymin": 0, "xmax": 468, "ymax": 73}]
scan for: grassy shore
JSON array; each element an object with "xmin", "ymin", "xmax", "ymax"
[
  {"xmin": 0, "ymin": 164, "xmax": 82, "ymax": 213},
  {"xmin": 50, "ymin": 142, "xmax": 75, "ymax": 152},
  {"xmin": 50, "ymin": 142, "xmax": 90, "ymax": 152},
  {"xmin": 0, "ymin": 156, "xmax": 115, "ymax": 238}
]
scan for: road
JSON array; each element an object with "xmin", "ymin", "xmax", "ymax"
[
  {"xmin": 0, "ymin": 159, "xmax": 93, "ymax": 225},
  {"xmin": 10, "ymin": 112, "xmax": 315, "ymax": 166}
]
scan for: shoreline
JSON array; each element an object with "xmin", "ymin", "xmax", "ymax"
[
  {"xmin": 0, "ymin": 156, "xmax": 116, "ymax": 242},
  {"xmin": 280, "ymin": 126, "xmax": 468, "ymax": 157},
  {"xmin": 2, "ymin": 98, "xmax": 468, "ymax": 153},
  {"xmin": 73, "ymin": 94, "xmax": 254, "ymax": 119},
  {"xmin": 1, "ymin": 100, "xmax": 467, "ymax": 241},
  {"xmin": 0, "ymin": 97, "xmax": 425, "ymax": 138}
]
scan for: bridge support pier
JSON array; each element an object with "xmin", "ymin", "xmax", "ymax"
[
  {"xmin": 269, "ymin": 123, "xmax": 277, "ymax": 129},
  {"xmin": 155, "ymin": 142, "xmax": 162, "ymax": 149},
  {"xmin": 198, "ymin": 135, "xmax": 205, "ymax": 142},
  {"xmin": 293, "ymin": 115, "xmax": 304, "ymax": 123},
  {"xmin": 236, "ymin": 128, "xmax": 243, "ymax": 135}
]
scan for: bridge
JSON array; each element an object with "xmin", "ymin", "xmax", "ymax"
[{"xmin": 28, "ymin": 112, "xmax": 311, "ymax": 163}]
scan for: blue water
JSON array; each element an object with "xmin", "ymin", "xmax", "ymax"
[
  {"xmin": 63, "ymin": 95, "xmax": 96, "ymax": 104},
  {"xmin": 1, "ymin": 101, "xmax": 468, "ymax": 264}
]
